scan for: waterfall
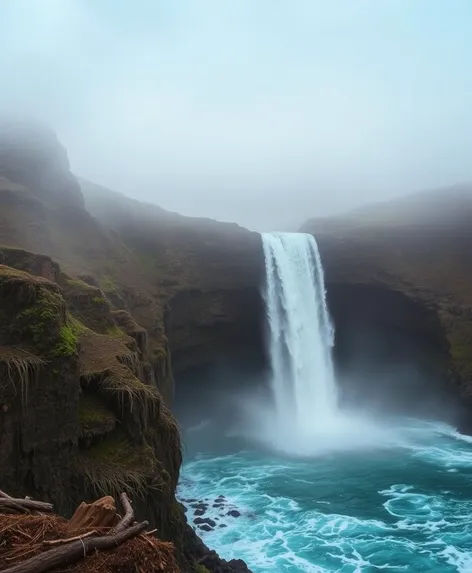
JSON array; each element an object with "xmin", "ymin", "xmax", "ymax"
[{"xmin": 261, "ymin": 232, "xmax": 337, "ymax": 434}]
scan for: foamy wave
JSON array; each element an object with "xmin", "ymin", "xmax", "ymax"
[{"xmin": 179, "ymin": 418, "xmax": 472, "ymax": 572}]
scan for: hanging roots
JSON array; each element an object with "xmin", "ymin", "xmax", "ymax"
[{"xmin": 0, "ymin": 348, "xmax": 46, "ymax": 408}]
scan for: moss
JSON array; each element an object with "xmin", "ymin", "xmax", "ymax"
[
  {"xmin": 3, "ymin": 270, "xmax": 80, "ymax": 357},
  {"xmin": 69, "ymin": 314, "xmax": 88, "ymax": 336},
  {"xmin": 8, "ymin": 279, "xmax": 80, "ymax": 358},
  {"xmin": 79, "ymin": 428, "xmax": 162, "ymax": 497},
  {"xmin": 63, "ymin": 276, "xmax": 96, "ymax": 292},
  {"xmin": 194, "ymin": 566, "xmax": 211, "ymax": 573},
  {"xmin": 92, "ymin": 296, "xmax": 106, "ymax": 305},
  {"xmin": 79, "ymin": 393, "xmax": 116, "ymax": 437},
  {"xmin": 53, "ymin": 323, "xmax": 78, "ymax": 357},
  {"xmin": 18, "ymin": 288, "xmax": 60, "ymax": 346},
  {"xmin": 86, "ymin": 428, "xmax": 150, "ymax": 466},
  {"xmin": 106, "ymin": 324, "xmax": 128, "ymax": 338},
  {"xmin": 99, "ymin": 275, "xmax": 117, "ymax": 292}
]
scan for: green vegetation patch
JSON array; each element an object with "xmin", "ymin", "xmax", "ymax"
[
  {"xmin": 79, "ymin": 393, "xmax": 116, "ymax": 437},
  {"xmin": 69, "ymin": 314, "xmax": 89, "ymax": 336},
  {"xmin": 4, "ymin": 271, "xmax": 78, "ymax": 357},
  {"xmin": 63, "ymin": 276, "xmax": 97, "ymax": 292},
  {"xmin": 79, "ymin": 428, "xmax": 160, "ymax": 497},
  {"xmin": 53, "ymin": 323, "xmax": 78, "ymax": 357},
  {"xmin": 99, "ymin": 274, "xmax": 118, "ymax": 292},
  {"xmin": 106, "ymin": 324, "xmax": 129, "ymax": 339}
]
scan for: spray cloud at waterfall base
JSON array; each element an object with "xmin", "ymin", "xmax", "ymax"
[{"xmin": 236, "ymin": 232, "xmax": 401, "ymax": 456}]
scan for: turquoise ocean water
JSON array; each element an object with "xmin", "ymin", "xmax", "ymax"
[{"xmin": 178, "ymin": 418, "xmax": 472, "ymax": 573}]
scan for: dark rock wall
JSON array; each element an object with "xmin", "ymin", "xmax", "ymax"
[
  {"xmin": 80, "ymin": 179, "xmax": 267, "ymax": 381},
  {"xmin": 326, "ymin": 283, "xmax": 456, "ymax": 419}
]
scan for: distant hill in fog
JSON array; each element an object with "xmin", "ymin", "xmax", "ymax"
[{"xmin": 301, "ymin": 183, "xmax": 472, "ymax": 233}]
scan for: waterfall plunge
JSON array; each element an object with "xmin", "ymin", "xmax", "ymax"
[
  {"xmin": 261, "ymin": 232, "xmax": 338, "ymax": 435},
  {"xmin": 232, "ymin": 234, "xmax": 400, "ymax": 455}
]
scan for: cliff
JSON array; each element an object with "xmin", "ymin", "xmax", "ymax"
[
  {"xmin": 79, "ymin": 179, "xmax": 265, "ymax": 376},
  {"xmin": 301, "ymin": 186, "xmax": 472, "ymax": 424},
  {"xmin": 0, "ymin": 246, "xmax": 185, "ymax": 553},
  {"xmin": 0, "ymin": 122, "xmax": 259, "ymax": 572}
]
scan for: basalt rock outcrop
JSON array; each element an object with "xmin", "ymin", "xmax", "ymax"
[
  {"xmin": 302, "ymin": 186, "xmax": 472, "ymax": 425},
  {"xmin": 0, "ymin": 121, "xmax": 258, "ymax": 572}
]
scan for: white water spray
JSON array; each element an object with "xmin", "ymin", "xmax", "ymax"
[{"xmin": 262, "ymin": 232, "xmax": 338, "ymax": 433}]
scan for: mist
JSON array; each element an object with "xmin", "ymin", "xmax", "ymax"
[{"xmin": 1, "ymin": 0, "xmax": 472, "ymax": 230}]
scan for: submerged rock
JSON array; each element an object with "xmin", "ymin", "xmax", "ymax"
[{"xmin": 194, "ymin": 517, "xmax": 216, "ymax": 528}]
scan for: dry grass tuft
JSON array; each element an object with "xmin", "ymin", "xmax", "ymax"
[
  {"xmin": 0, "ymin": 347, "xmax": 46, "ymax": 406},
  {"xmin": 79, "ymin": 331, "xmax": 160, "ymax": 422},
  {"xmin": 78, "ymin": 430, "xmax": 165, "ymax": 499},
  {"xmin": 99, "ymin": 367, "xmax": 160, "ymax": 421}
]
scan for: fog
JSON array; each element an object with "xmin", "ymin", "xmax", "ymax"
[{"xmin": 1, "ymin": 0, "xmax": 472, "ymax": 230}]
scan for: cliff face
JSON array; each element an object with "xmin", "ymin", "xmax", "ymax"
[
  {"xmin": 301, "ymin": 187, "xmax": 472, "ymax": 425},
  {"xmin": 0, "ymin": 123, "xmax": 264, "ymax": 389},
  {"xmin": 0, "ymin": 123, "xmax": 260, "ymax": 572},
  {"xmin": 0, "ymin": 246, "xmax": 183, "ymax": 555},
  {"xmin": 80, "ymin": 179, "xmax": 265, "ymax": 377}
]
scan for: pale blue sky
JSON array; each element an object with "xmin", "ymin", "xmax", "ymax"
[{"xmin": 1, "ymin": 0, "xmax": 472, "ymax": 229}]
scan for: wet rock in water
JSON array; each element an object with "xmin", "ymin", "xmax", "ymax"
[
  {"xmin": 227, "ymin": 509, "xmax": 241, "ymax": 518},
  {"xmin": 194, "ymin": 517, "xmax": 216, "ymax": 528},
  {"xmin": 229, "ymin": 558, "xmax": 252, "ymax": 572},
  {"xmin": 192, "ymin": 502, "xmax": 209, "ymax": 516},
  {"xmin": 198, "ymin": 548, "xmax": 253, "ymax": 573},
  {"xmin": 219, "ymin": 523, "xmax": 228, "ymax": 528},
  {"xmin": 200, "ymin": 524, "xmax": 213, "ymax": 532}
]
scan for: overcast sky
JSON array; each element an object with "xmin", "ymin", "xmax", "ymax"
[{"xmin": 1, "ymin": 0, "xmax": 472, "ymax": 230}]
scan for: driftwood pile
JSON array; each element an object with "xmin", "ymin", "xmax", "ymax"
[{"xmin": 0, "ymin": 489, "xmax": 179, "ymax": 573}]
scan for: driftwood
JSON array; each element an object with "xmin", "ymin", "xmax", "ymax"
[
  {"xmin": 1, "ymin": 490, "xmax": 151, "ymax": 573},
  {"xmin": 2, "ymin": 521, "xmax": 148, "ymax": 573},
  {"xmin": 0, "ymin": 490, "xmax": 52, "ymax": 514},
  {"xmin": 112, "ymin": 492, "xmax": 134, "ymax": 534},
  {"xmin": 43, "ymin": 531, "xmax": 97, "ymax": 546}
]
